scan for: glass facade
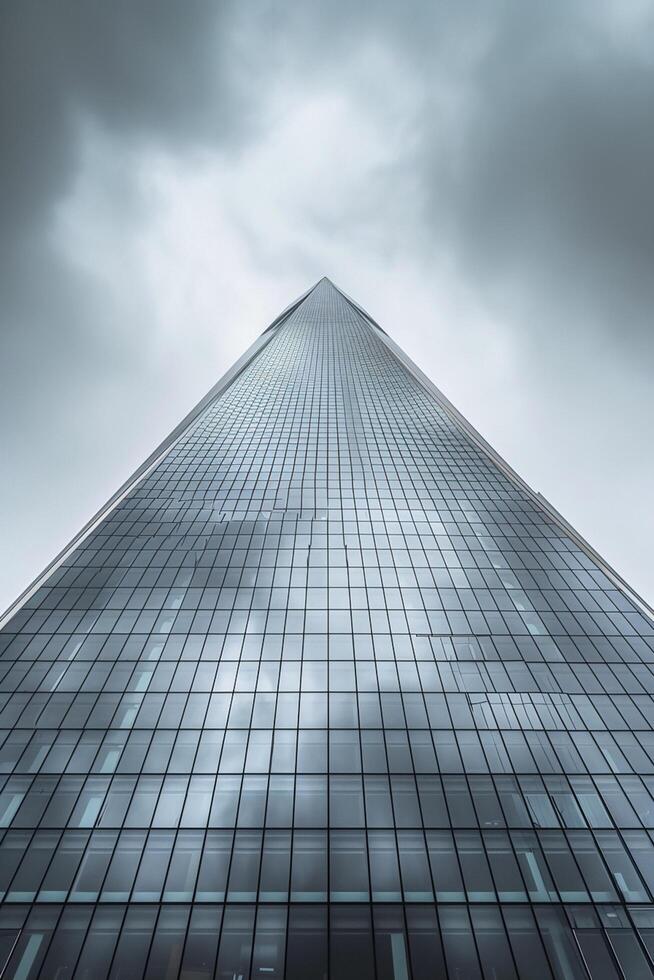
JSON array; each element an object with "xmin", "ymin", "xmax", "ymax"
[{"xmin": 0, "ymin": 277, "xmax": 653, "ymax": 978}]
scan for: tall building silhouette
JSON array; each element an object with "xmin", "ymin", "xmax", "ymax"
[{"xmin": 1, "ymin": 278, "xmax": 653, "ymax": 978}]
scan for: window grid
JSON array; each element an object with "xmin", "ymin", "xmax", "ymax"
[{"xmin": 0, "ymin": 280, "xmax": 652, "ymax": 977}]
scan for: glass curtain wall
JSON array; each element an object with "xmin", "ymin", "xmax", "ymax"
[{"xmin": 0, "ymin": 278, "xmax": 653, "ymax": 978}]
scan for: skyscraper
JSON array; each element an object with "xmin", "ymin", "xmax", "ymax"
[{"xmin": 1, "ymin": 277, "xmax": 653, "ymax": 978}]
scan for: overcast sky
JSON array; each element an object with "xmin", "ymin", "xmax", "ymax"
[{"xmin": 1, "ymin": 0, "xmax": 653, "ymax": 613}]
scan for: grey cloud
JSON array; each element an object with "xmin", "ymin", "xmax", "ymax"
[
  {"xmin": 420, "ymin": 3, "xmax": 654, "ymax": 360},
  {"xmin": 0, "ymin": 1, "xmax": 241, "ymax": 399},
  {"xmin": 1, "ymin": 2, "xmax": 242, "ymax": 224},
  {"xmin": 0, "ymin": 0, "xmax": 263, "ymax": 369}
]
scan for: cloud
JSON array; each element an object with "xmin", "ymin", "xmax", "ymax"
[
  {"xmin": 1, "ymin": 0, "xmax": 653, "ymax": 611},
  {"xmin": 420, "ymin": 2, "xmax": 654, "ymax": 356}
]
